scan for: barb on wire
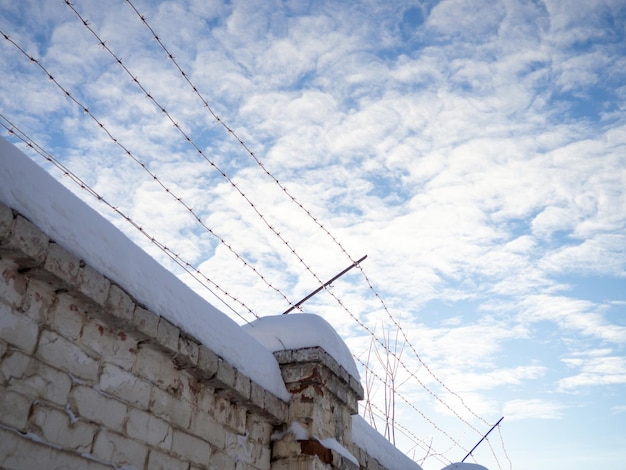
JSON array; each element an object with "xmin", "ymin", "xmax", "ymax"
[
  {"xmin": 63, "ymin": 0, "xmax": 328, "ymax": 308},
  {"xmin": 0, "ymin": 27, "xmax": 296, "ymax": 314},
  {"xmin": 354, "ymin": 354, "xmax": 469, "ymax": 455},
  {"xmin": 0, "ymin": 113, "xmax": 258, "ymax": 323},
  {"xmin": 120, "ymin": 2, "xmax": 506, "ymax": 455}
]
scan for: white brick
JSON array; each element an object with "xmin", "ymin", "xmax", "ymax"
[
  {"xmin": 0, "ymin": 302, "xmax": 39, "ymax": 354},
  {"xmin": 37, "ymin": 329, "xmax": 98, "ymax": 381},
  {"xmin": 21, "ymin": 278, "xmax": 55, "ymax": 323},
  {"xmin": 49, "ymin": 292, "xmax": 85, "ymax": 340},
  {"xmin": 1, "ymin": 350, "xmax": 72, "ymax": 405},
  {"xmin": 133, "ymin": 345, "xmax": 180, "ymax": 389},
  {"xmin": 126, "ymin": 407, "xmax": 173, "ymax": 449},
  {"xmin": 99, "ymin": 362, "xmax": 150, "ymax": 409},
  {"xmin": 70, "ymin": 385, "xmax": 127, "ymax": 432},
  {"xmin": 105, "ymin": 284, "xmax": 135, "ymax": 323},
  {"xmin": 3, "ymin": 215, "xmax": 49, "ymax": 268},
  {"xmin": 76, "ymin": 263, "xmax": 110, "ymax": 306},
  {"xmin": 151, "ymin": 386, "xmax": 192, "ymax": 428},
  {"xmin": 171, "ymin": 429, "xmax": 213, "ymax": 466},
  {"xmin": 189, "ymin": 411, "xmax": 225, "ymax": 450},
  {"xmin": 30, "ymin": 403, "xmax": 97, "ymax": 452},
  {"xmin": 0, "ymin": 259, "xmax": 27, "ymax": 308},
  {"xmin": 41, "ymin": 242, "xmax": 81, "ymax": 287},
  {"xmin": 148, "ymin": 449, "xmax": 190, "ymax": 470},
  {"xmin": 0, "ymin": 386, "xmax": 31, "ymax": 431},
  {"xmin": 0, "ymin": 426, "xmax": 111, "ymax": 470},
  {"xmin": 92, "ymin": 429, "xmax": 149, "ymax": 468},
  {"xmin": 79, "ymin": 320, "xmax": 137, "ymax": 370}
]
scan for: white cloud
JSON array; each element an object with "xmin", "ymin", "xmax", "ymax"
[{"xmin": 503, "ymin": 399, "xmax": 565, "ymax": 420}]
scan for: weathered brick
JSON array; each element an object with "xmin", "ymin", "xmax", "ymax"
[
  {"xmin": 225, "ymin": 430, "xmax": 258, "ymax": 466},
  {"xmin": 37, "ymin": 329, "xmax": 98, "ymax": 381},
  {"xmin": 208, "ymin": 357, "xmax": 236, "ymax": 390},
  {"xmin": 157, "ymin": 316, "xmax": 179, "ymax": 352},
  {"xmin": 133, "ymin": 345, "xmax": 181, "ymax": 390},
  {"xmin": 194, "ymin": 345, "xmax": 219, "ymax": 381},
  {"xmin": 133, "ymin": 305, "xmax": 158, "ymax": 338},
  {"xmin": 92, "ymin": 429, "xmax": 149, "ymax": 468},
  {"xmin": 21, "ymin": 278, "xmax": 55, "ymax": 323},
  {"xmin": 41, "ymin": 242, "xmax": 81, "ymax": 288},
  {"xmin": 0, "ymin": 259, "xmax": 27, "ymax": 308},
  {"xmin": 99, "ymin": 362, "xmax": 150, "ymax": 409},
  {"xmin": 126, "ymin": 407, "xmax": 172, "ymax": 449},
  {"xmin": 246, "ymin": 414, "xmax": 272, "ymax": 446},
  {"xmin": 189, "ymin": 409, "xmax": 225, "ymax": 450},
  {"xmin": 30, "ymin": 403, "xmax": 97, "ymax": 452},
  {"xmin": 175, "ymin": 334, "xmax": 199, "ymax": 369},
  {"xmin": 105, "ymin": 284, "xmax": 135, "ymax": 323},
  {"xmin": 1, "ymin": 350, "xmax": 72, "ymax": 405},
  {"xmin": 0, "ymin": 386, "xmax": 31, "ymax": 431},
  {"xmin": 49, "ymin": 292, "xmax": 85, "ymax": 340},
  {"xmin": 263, "ymin": 390, "xmax": 288, "ymax": 425},
  {"xmin": 80, "ymin": 319, "xmax": 137, "ymax": 370},
  {"xmin": 151, "ymin": 386, "xmax": 192, "ymax": 429},
  {"xmin": 148, "ymin": 449, "xmax": 190, "ymax": 470},
  {"xmin": 70, "ymin": 385, "xmax": 127, "ymax": 432},
  {"xmin": 0, "ymin": 202, "xmax": 13, "ymax": 241},
  {"xmin": 205, "ymin": 450, "xmax": 236, "ymax": 470},
  {"xmin": 171, "ymin": 429, "xmax": 213, "ymax": 465},
  {"xmin": 76, "ymin": 263, "xmax": 110, "ymax": 306},
  {"xmin": 0, "ymin": 426, "xmax": 111, "ymax": 470},
  {"xmin": 1, "ymin": 215, "xmax": 49, "ymax": 268},
  {"xmin": 0, "ymin": 302, "xmax": 39, "ymax": 354}
]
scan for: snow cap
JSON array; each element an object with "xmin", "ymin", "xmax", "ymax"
[
  {"xmin": 441, "ymin": 464, "xmax": 488, "ymax": 470},
  {"xmin": 244, "ymin": 313, "xmax": 360, "ymax": 380}
]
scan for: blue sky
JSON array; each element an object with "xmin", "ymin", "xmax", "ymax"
[{"xmin": 1, "ymin": 0, "xmax": 625, "ymax": 468}]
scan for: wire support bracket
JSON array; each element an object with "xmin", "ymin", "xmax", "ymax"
[
  {"xmin": 282, "ymin": 255, "xmax": 367, "ymax": 314},
  {"xmin": 461, "ymin": 416, "xmax": 504, "ymax": 463}
]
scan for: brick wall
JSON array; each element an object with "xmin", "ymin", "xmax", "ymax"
[
  {"xmin": 0, "ymin": 137, "xmax": 423, "ymax": 470},
  {"xmin": 0, "ymin": 202, "xmax": 286, "ymax": 469}
]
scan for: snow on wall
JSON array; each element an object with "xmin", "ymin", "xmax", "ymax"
[
  {"xmin": 441, "ymin": 464, "xmax": 488, "ymax": 470},
  {"xmin": 0, "ymin": 136, "xmax": 289, "ymax": 401},
  {"xmin": 244, "ymin": 313, "xmax": 361, "ymax": 380},
  {"xmin": 352, "ymin": 415, "xmax": 424, "ymax": 470}
]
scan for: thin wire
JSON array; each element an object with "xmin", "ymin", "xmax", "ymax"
[
  {"xmin": 365, "ymin": 401, "xmax": 452, "ymax": 466},
  {"xmin": 0, "ymin": 28, "xmax": 296, "ymax": 313},
  {"xmin": 3, "ymin": 9, "xmax": 511, "ymax": 465},
  {"xmin": 353, "ymin": 354, "xmax": 469, "ymax": 455},
  {"xmin": 121, "ymin": 0, "xmax": 504, "ymax": 448},
  {"xmin": 0, "ymin": 113, "xmax": 256, "ymax": 323},
  {"xmin": 63, "ymin": 0, "xmax": 326, "ymax": 307}
]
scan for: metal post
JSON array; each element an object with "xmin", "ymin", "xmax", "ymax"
[{"xmin": 282, "ymin": 255, "xmax": 367, "ymax": 314}]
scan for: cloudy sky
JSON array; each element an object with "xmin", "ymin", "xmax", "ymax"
[{"xmin": 1, "ymin": 0, "xmax": 625, "ymax": 468}]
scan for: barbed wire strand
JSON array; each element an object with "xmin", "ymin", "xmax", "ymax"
[
  {"xmin": 354, "ymin": 354, "xmax": 468, "ymax": 456},
  {"xmin": 0, "ymin": 28, "xmax": 297, "ymax": 315},
  {"xmin": 10, "ymin": 12, "xmax": 504, "ymax": 467},
  {"xmin": 4, "ymin": 9, "xmax": 509, "ymax": 466},
  {"xmin": 0, "ymin": 113, "xmax": 257, "ymax": 324},
  {"xmin": 54, "ymin": 5, "xmax": 495, "ymax": 444},
  {"xmin": 120, "ymin": 0, "xmax": 506, "ymax": 447},
  {"xmin": 62, "ymin": 0, "xmax": 330, "ymax": 306},
  {"xmin": 365, "ymin": 401, "xmax": 452, "ymax": 466}
]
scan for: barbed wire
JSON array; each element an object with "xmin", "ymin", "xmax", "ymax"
[
  {"xmin": 364, "ymin": 401, "xmax": 452, "ymax": 466},
  {"xmin": 2, "ymin": 5, "xmax": 510, "ymax": 466},
  {"xmin": 0, "ymin": 28, "xmax": 297, "ymax": 315},
  {"xmin": 119, "ymin": 0, "xmax": 506, "ymax": 450},
  {"xmin": 62, "ymin": 0, "xmax": 332, "ymax": 307},
  {"xmin": 0, "ymin": 113, "xmax": 257, "ymax": 324},
  {"xmin": 55, "ymin": 5, "xmax": 499, "ymax": 444},
  {"xmin": 354, "ymin": 354, "xmax": 468, "ymax": 456}
]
